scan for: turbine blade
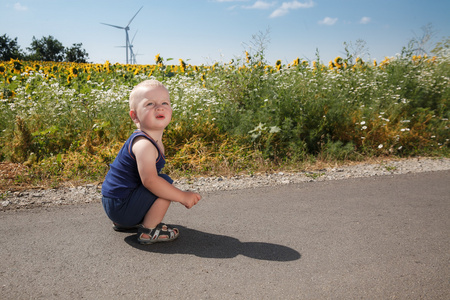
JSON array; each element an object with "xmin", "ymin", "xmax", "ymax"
[
  {"xmin": 101, "ymin": 22, "xmax": 125, "ymax": 30},
  {"xmin": 127, "ymin": 6, "xmax": 143, "ymax": 27},
  {"xmin": 131, "ymin": 31, "xmax": 138, "ymax": 44}
]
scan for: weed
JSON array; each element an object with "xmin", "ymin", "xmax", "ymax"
[
  {"xmin": 382, "ymin": 164, "xmax": 398, "ymax": 172},
  {"xmin": 305, "ymin": 172, "xmax": 326, "ymax": 180}
]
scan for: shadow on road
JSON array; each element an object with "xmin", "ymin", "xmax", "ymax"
[{"xmin": 123, "ymin": 225, "xmax": 301, "ymax": 261}]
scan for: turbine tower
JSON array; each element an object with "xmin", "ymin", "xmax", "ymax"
[
  {"xmin": 129, "ymin": 31, "xmax": 138, "ymax": 64},
  {"xmin": 101, "ymin": 6, "xmax": 143, "ymax": 64},
  {"xmin": 116, "ymin": 31, "xmax": 138, "ymax": 64}
]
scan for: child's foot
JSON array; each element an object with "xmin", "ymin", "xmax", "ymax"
[{"xmin": 137, "ymin": 223, "xmax": 179, "ymax": 244}]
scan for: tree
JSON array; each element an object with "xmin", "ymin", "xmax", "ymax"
[
  {"xmin": 0, "ymin": 34, "xmax": 24, "ymax": 61},
  {"xmin": 65, "ymin": 43, "xmax": 89, "ymax": 63},
  {"xmin": 27, "ymin": 35, "xmax": 65, "ymax": 62}
]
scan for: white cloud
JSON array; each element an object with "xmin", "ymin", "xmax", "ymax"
[
  {"xmin": 359, "ymin": 17, "xmax": 371, "ymax": 24},
  {"xmin": 14, "ymin": 2, "xmax": 28, "ymax": 11},
  {"xmin": 227, "ymin": 5, "xmax": 239, "ymax": 10},
  {"xmin": 318, "ymin": 17, "xmax": 338, "ymax": 25},
  {"xmin": 243, "ymin": 1, "xmax": 276, "ymax": 9},
  {"xmin": 269, "ymin": 0, "xmax": 315, "ymax": 18}
]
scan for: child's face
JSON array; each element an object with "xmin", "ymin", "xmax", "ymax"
[{"xmin": 130, "ymin": 85, "xmax": 172, "ymax": 132}]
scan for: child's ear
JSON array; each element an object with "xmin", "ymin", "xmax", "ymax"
[{"xmin": 129, "ymin": 110, "xmax": 139, "ymax": 123}]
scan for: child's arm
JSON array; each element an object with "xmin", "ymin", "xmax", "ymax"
[{"xmin": 133, "ymin": 137, "xmax": 201, "ymax": 208}]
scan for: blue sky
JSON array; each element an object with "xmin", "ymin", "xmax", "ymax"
[{"xmin": 2, "ymin": 0, "xmax": 449, "ymax": 65}]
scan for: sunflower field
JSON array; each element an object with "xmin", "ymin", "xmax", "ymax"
[{"xmin": 1, "ymin": 50, "xmax": 449, "ymax": 190}]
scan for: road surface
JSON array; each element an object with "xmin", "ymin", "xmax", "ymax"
[{"xmin": 1, "ymin": 171, "xmax": 449, "ymax": 299}]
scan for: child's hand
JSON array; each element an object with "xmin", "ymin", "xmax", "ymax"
[{"xmin": 181, "ymin": 191, "xmax": 201, "ymax": 209}]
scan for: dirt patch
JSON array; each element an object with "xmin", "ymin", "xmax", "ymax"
[{"xmin": 0, "ymin": 162, "xmax": 35, "ymax": 192}]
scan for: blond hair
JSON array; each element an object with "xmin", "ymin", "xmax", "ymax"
[{"xmin": 129, "ymin": 79, "xmax": 167, "ymax": 110}]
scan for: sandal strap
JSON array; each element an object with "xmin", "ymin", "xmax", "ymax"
[{"xmin": 138, "ymin": 226, "xmax": 156, "ymax": 235}]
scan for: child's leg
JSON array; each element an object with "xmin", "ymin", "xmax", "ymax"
[{"xmin": 140, "ymin": 198, "xmax": 171, "ymax": 239}]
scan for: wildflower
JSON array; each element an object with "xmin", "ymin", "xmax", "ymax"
[
  {"xmin": 276, "ymin": 60, "xmax": 282, "ymax": 71},
  {"xmin": 155, "ymin": 54, "xmax": 162, "ymax": 64},
  {"xmin": 245, "ymin": 51, "xmax": 251, "ymax": 63},
  {"xmin": 70, "ymin": 66, "xmax": 78, "ymax": 77},
  {"xmin": 179, "ymin": 59, "xmax": 186, "ymax": 73},
  {"xmin": 380, "ymin": 57, "xmax": 390, "ymax": 67},
  {"xmin": 269, "ymin": 126, "xmax": 281, "ymax": 133},
  {"xmin": 334, "ymin": 56, "xmax": 343, "ymax": 69},
  {"xmin": 249, "ymin": 123, "xmax": 267, "ymax": 134},
  {"xmin": 378, "ymin": 144, "xmax": 383, "ymax": 149},
  {"xmin": 328, "ymin": 61, "xmax": 335, "ymax": 69},
  {"xmin": 10, "ymin": 59, "xmax": 22, "ymax": 73}
]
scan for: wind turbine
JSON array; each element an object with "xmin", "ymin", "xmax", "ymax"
[
  {"xmin": 116, "ymin": 31, "xmax": 138, "ymax": 64},
  {"xmin": 101, "ymin": 6, "xmax": 143, "ymax": 64},
  {"xmin": 133, "ymin": 51, "xmax": 144, "ymax": 65},
  {"xmin": 129, "ymin": 31, "xmax": 138, "ymax": 64}
]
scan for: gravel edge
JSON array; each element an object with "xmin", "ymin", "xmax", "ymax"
[{"xmin": 1, "ymin": 157, "xmax": 449, "ymax": 211}]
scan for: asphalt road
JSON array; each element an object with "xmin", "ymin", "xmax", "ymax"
[{"xmin": 1, "ymin": 171, "xmax": 449, "ymax": 299}]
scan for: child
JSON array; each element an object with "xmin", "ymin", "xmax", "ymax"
[{"xmin": 101, "ymin": 79, "xmax": 201, "ymax": 244}]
